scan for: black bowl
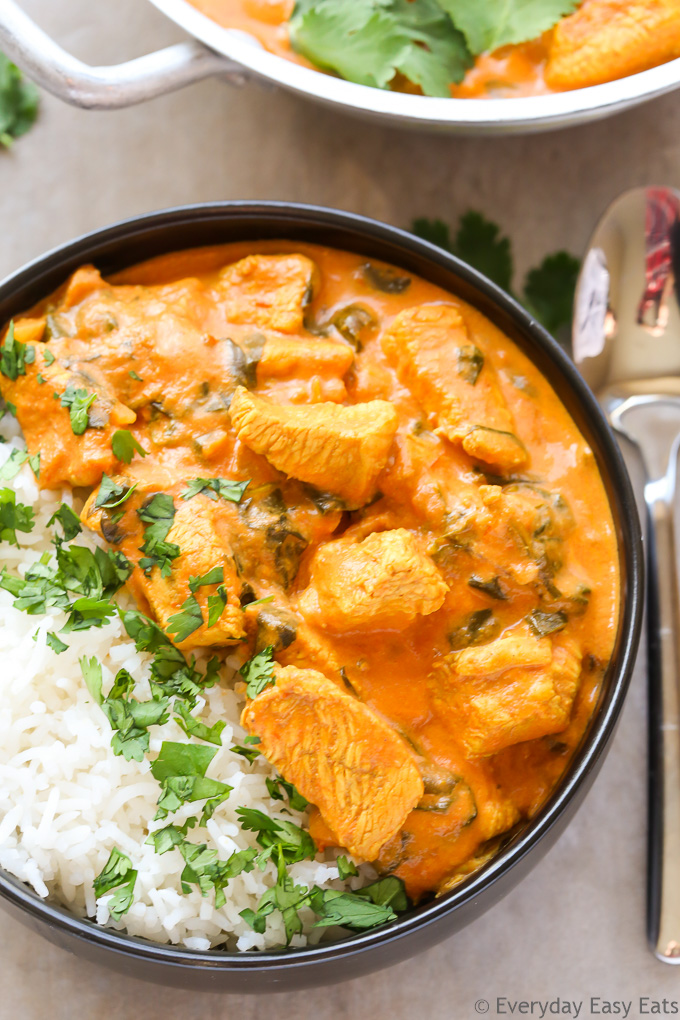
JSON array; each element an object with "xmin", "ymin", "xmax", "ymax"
[{"xmin": 0, "ymin": 202, "xmax": 643, "ymax": 992}]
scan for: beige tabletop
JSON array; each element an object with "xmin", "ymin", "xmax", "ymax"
[{"xmin": 1, "ymin": 1, "xmax": 680, "ymax": 1016}]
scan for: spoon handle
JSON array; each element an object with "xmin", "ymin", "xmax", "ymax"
[{"xmin": 646, "ymin": 490, "xmax": 680, "ymax": 962}]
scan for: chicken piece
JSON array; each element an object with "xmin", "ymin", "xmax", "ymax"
[
  {"xmin": 430, "ymin": 634, "xmax": 582, "ymax": 757},
  {"xmin": 545, "ymin": 0, "xmax": 680, "ymax": 91},
  {"xmin": 0, "ymin": 331, "xmax": 134, "ymax": 488},
  {"xmin": 381, "ymin": 305, "xmax": 526, "ymax": 471},
  {"xmin": 82, "ymin": 484, "xmax": 246, "ymax": 650},
  {"xmin": 61, "ymin": 265, "xmax": 107, "ymax": 310},
  {"xmin": 257, "ymin": 335, "xmax": 354, "ymax": 381},
  {"xmin": 241, "ymin": 664, "xmax": 424, "ymax": 860},
  {"xmin": 298, "ymin": 529, "xmax": 448, "ymax": 631},
  {"xmin": 214, "ymin": 254, "xmax": 317, "ymax": 334},
  {"xmin": 228, "ymin": 387, "xmax": 398, "ymax": 507}
]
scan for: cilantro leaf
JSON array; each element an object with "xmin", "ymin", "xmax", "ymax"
[
  {"xmin": 0, "ymin": 487, "xmax": 34, "ymax": 545},
  {"xmin": 145, "ymin": 818, "xmax": 197, "ymax": 855},
  {"xmin": 128, "ymin": 370, "xmax": 143, "ymax": 382},
  {"xmin": 165, "ymin": 594, "xmax": 203, "ymax": 643},
  {"xmin": 174, "ymin": 701, "xmax": 226, "ymax": 745},
  {"xmin": 112, "ymin": 430, "xmax": 147, "ymax": 464},
  {"xmin": 240, "ymin": 645, "xmax": 275, "ymax": 700},
  {"xmin": 336, "ymin": 855, "xmax": 359, "ymax": 880},
  {"xmin": 119, "ymin": 608, "xmax": 208, "ymax": 708},
  {"xmin": 454, "ymin": 211, "xmax": 513, "ymax": 292},
  {"xmin": 522, "ymin": 251, "xmax": 580, "ymax": 336},
  {"xmin": 0, "ymin": 54, "xmax": 39, "ymax": 147},
  {"xmin": 28, "ymin": 451, "xmax": 40, "ymax": 478},
  {"xmin": 43, "ymin": 349, "xmax": 55, "ymax": 366},
  {"xmin": 93, "ymin": 847, "xmax": 137, "ymax": 920},
  {"xmin": 60, "ymin": 385, "xmax": 97, "ymax": 436},
  {"xmin": 48, "ymin": 503, "xmax": 82, "ymax": 541},
  {"xmin": 411, "ymin": 217, "xmax": 452, "ymax": 250},
  {"xmin": 0, "ymin": 321, "xmax": 34, "ymax": 380},
  {"xmin": 0, "ymin": 448, "xmax": 28, "ymax": 480},
  {"xmin": 289, "ymin": 0, "xmax": 471, "ymax": 98},
  {"xmin": 309, "ymin": 887, "xmax": 398, "ymax": 930},
  {"xmin": 188, "ymin": 566, "xmax": 224, "ymax": 592},
  {"xmin": 137, "ymin": 493, "xmax": 180, "ymax": 578},
  {"xmin": 95, "ymin": 474, "xmax": 138, "ymax": 510},
  {"xmin": 178, "ymin": 841, "xmax": 257, "ymax": 908},
  {"xmin": 180, "ymin": 477, "xmax": 249, "ymax": 503},
  {"xmin": 265, "ymin": 775, "xmax": 309, "ymax": 812},
  {"xmin": 236, "ymin": 807, "xmax": 316, "ymax": 865},
  {"xmin": 150, "ymin": 741, "xmax": 231, "ymax": 822},
  {"xmin": 45, "ymin": 631, "xmax": 68, "ymax": 654},
  {"xmin": 232, "ymin": 737, "xmax": 262, "ymax": 764},
  {"xmin": 438, "ymin": 0, "xmax": 578, "ymax": 55},
  {"xmin": 80, "ymin": 655, "xmax": 103, "ymax": 704}
]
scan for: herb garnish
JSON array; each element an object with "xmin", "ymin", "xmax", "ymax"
[
  {"xmin": 60, "ymin": 385, "xmax": 97, "ymax": 435},
  {"xmin": 95, "ymin": 474, "xmax": 138, "ymax": 510},
  {"xmin": 0, "ymin": 448, "xmax": 29, "ymax": 481},
  {"xmin": 0, "ymin": 487, "xmax": 34, "ymax": 545},
  {"xmin": 137, "ymin": 493, "xmax": 180, "ymax": 577},
  {"xmin": 150, "ymin": 741, "xmax": 232, "ymax": 823},
  {"xmin": 93, "ymin": 847, "xmax": 137, "ymax": 921},
  {"xmin": 47, "ymin": 503, "xmax": 82, "ymax": 540},
  {"xmin": 181, "ymin": 477, "xmax": 249, "ymax": 503},
  {"xmin": 112, "ymin": 430, "xmax": 148, "ymax": 464},
  {"xmin": 240, "ymin": 645, "xmax": 276, "ymax": 699},
  {"xmin": 0, "ymin": 321, "xmax": 35, "ymax": 380},
  {"xmin": 165, "ymin": 594, "xmax": 204, "ymax": 643}
]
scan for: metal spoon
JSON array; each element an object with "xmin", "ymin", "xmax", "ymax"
[{"xmin": 573, "ymin": 186, "xmax": 680, "ymax": 963}]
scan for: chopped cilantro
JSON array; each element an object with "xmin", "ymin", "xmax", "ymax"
[
  {"xmin": 128, "ymin": 370, "xmax": 144, "ymax": 382},
  {"xmin": 95, "ymin": 474, "xmax": 138, "ymax": 510},
  {"xmin": 0, "ymin": 448, "xmax": 28, "ymax": 480},
  {"xmin": 232, "ymin": 737, "xmax": 262, "ymax": 764},
  {"xmin": 45, "ymin": 631, "xmax": 68, "ymax": 654},
  {"xmin": 240, "ymin": 645, "xmax": 275, "ymax": 700},
  {"xmin": 36, "ymin": 373, "xmax": 45, "ymax": 385},
  {"xmin": 80, "ymin": 655, "xmax": 103, "ymax": 704},
  {"xmin": 0, "ymin": 487, "xmax": 34, "ymax": 545},
  {"xmin": 188, "ymin": 566, "xmax": 224, "ymax": 591},
  {"xmin": 93, "ymin": 847, "xmax": 137, "ymax": 920},
  {"xmin": 207, "ymin": 586, "xmax": 227, "ymax": 628},
  {"xmin": 150, "ymin": 741, "xmax": 232, "ymax": 823},
  {"xmin": 43, "ymin": 349, "xmax": 55, "ymax": 366},
  {"xmin": 27, "ymin": 451, "xmax": 40, "ymax": 478},
  {"xmin": 119, "ymin": 608, "xmax": 212, "ymax": 708},
  {"xmin": 0, "ymin": 54, "xmax": 40, "ymax": 148},
  {"xmin": 60, "ymin": 385, "xmax": 97, "ymax": 435},
  {"xmin": 111, "ymin": 429, "xmax": 147, "ymax": 464},
  {"xmin": 137, "ymin": 493, "xmax": 180, "ymax": 578},
  {"xmin": 165, "ymin": 593, "xmax": 204, "ymax": 643},
  {"xmin": 265, "ymin": 775, "xmax": 309, "ymax": 812},
  {"xmin": 180, "ymin": 477, "xmax": 249, "ymax": 503},
  {"xmin": 174, "ymin": 701, "xmax": 226, "ymax": 745},
  {"xmin": 0, "ymin": 320, "xmax": 34, "ymax": 380},
  {"xmin": 337, "ymin": 855, "xmax": 359, "ymax": 880},
  {"xmin": 236, "ymin": 807, "xmax": 316, "ymax": 866},
  {"xmin": 289, "ymin": 0, "xmax": 471, "ymax": 97},
  {"xmin": 178, "ymin": 840, "xmax": 257, "ymax": 908},
  {"xmin": 48, "ymin": 503, "xmax": 82, "ymax": 541}
]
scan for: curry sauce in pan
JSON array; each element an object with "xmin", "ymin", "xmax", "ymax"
[{"xmin": 0, "ymin": 241, "xmax": 619, "ymax": 899}]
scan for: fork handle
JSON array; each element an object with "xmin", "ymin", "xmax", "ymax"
[{"xmin": 646, "ymin": 488, "xmax": 680, "ymax": 961}]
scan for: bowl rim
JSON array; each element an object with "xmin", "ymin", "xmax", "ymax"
[
  {"xmin": 0, "ymin": 201, "xmax": 644, "ymax": 975},
  {"xmin": 148, "ymin": 0, "xmax": 680, "ymax": 131}
]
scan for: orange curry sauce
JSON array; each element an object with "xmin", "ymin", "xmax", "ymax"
[{"xmin": 2, "ymin": 241, "xmax": 619, "ymax": 901}]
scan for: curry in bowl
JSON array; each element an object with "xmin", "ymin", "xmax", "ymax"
[
  {"xmin": 188, "ymin": 0, "xmax": 680, "ymax": 99},
  {"xmin": 0, "ymin": 239, "xmax": 618, "ymax": 948}
]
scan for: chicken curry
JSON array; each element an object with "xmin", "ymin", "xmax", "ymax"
[
  {"xmin": 0, "ymin": 241, "xmax": 619, "ymax": 901},
  {"xmin": 190, "ymin": 0, "xmax": 680, "ymax": 99}
]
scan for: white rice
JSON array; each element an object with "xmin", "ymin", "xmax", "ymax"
[{"xmin": 0, "ymin": 413, "xmax": 371, "ymax": 951}]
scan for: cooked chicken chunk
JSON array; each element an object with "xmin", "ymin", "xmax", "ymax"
[
  {"xmin": 214, "ymin": 254, "xmax": 317, "ymax": 334},
  {"xmin": 546, "ymin": 0, "xmax": 680, "ymax": 91},
  {"xmin": 381, "ymin": 305, "xmax": 526, "ymax": 471},
  {"xmin": 0, "ymin": 349, "xmax": 134, "ymax": 489},
  {"xmin": 229, "ymin": 387, "xmax": 398, "ymax": 507},
  {"xmin": 430, "ymin": 635, "xmax": 582, "ymax": 756},
  {"xmin": 257, "ymin": 336, "xmax": 354, "ymax": 381},
  {"xmin": 241, "ymin": 664, "xmax": 424, "ymax": 860},
  {"xmin": 298, "ymin": 528, "xmax": 448, "ymax": 630},
  {"xmin": 82, "ymin": 485, "xmax": 245, "ymax": 650}
]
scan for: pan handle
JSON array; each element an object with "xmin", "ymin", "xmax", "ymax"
[{"xmin": 0, "ymin": 0, "xmax": 246, "ymax": 109}]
